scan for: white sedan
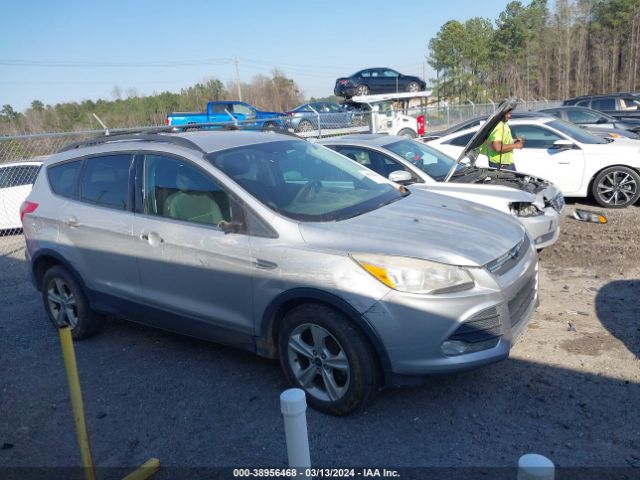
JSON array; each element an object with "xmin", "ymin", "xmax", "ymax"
[
  {"xmin": 427, "ymin": 115, "xmax": 640, "ymax": 208},
  {"xmin": 0, "ymin": 161, "xmax": 42, "ymax": 232}
]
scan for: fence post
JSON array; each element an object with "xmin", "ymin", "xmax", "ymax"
[
  {"xmin": 517, "ymin": 454, "xmax": 554, "ymax": 480},
  {"xmin": 488, "ymin": 99, "xmax": 495, "ymax": 112},
  {"xmin": 280, "ymin": 389, "xmax": 311, "ymax": 475},
  {"xmin": 446, "ymin": 104, "xmax": 450, "ymax": 128},
  {"xmin": 467, "ymin": 100, "xmax": 475, "ymax": 117}
]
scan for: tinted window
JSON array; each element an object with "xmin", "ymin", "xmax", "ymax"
[
  {"xmin": 576, "ymin": 100, "xmax": 590, "ymax": 107},
  {"xmin": 592, "ymin": 98, "xmax": 615, "ymax": 110},
  {"xmin": 446, "ymin": 132, "xmax": 474, "ymax": 147},
  {"xmin": 547, "ymin": 119, "xmax": 608, "ymax": 144},
  {"xmin": 207, "ymin": 140, "xmax": 403, "ymax": 222},
  {"xmin": 80, "ymin": 155, "xmax": 131, "ymax": 210},
  {"xmin": 0, "ymin": 165, "xmax": 41, "ymax": 188},
  {"xmin": 48, "ymin": 160, "xmax": 82, "ymax": 199},
  {"xmin": 144, "ymin": 155, "xmax": 231, "ymax": 227}
]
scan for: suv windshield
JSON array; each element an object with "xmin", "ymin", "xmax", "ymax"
[
  {"xmin": 206, "ymin": 140, "xmax": 404, "ymax": 222},
  {"xmin": 384, "ymin": 139, "xmax": 465, "ymax": 181},
  {"xmin": 548, "ymin": 119, "xmax": 608, "ymax": 144}
]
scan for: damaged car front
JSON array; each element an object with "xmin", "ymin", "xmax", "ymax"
[{"xmin": 319, "ymin": 107, "xmax": 565, "ymax": 249}]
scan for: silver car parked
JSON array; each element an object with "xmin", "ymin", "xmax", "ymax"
[{"xmin": 22, "ymin": 129, "xmax": 538, "ymax": 415}]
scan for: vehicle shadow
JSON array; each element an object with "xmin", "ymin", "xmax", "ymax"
[{"xmin": 594, "ymin": 279, "xmax": 640, "ymax": 359}]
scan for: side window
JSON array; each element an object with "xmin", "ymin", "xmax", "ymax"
[
  {"xmin": 446, "ymin": 132, "xmax": 474, "ymax": 147},
  {"xmin": 592, "ymin": 98, "xmax": 615, "ymax": 110},
  {"xmin": 48, "ymin": 160, "xmax": 83, "ymax": 199},
  {"xmin": 232, "ymin": 104, "xmax": 254, "ymax": 116},
  {"xmin": 332, "ymin": 146, "xmax": 407, "ymax": 180},
  {"xmin": 576, "ymin": 100, "xmax": 591, "ymax": 107},
  {"xmin": 509, "ymin": 125, "xmax": 562, "ymax": 149},
  {"xmin": 567, "ymin": 110, "xmax": 599, "ymax": 123},
  {"xmin": 382, "ymin": 70, "xmax": 399, "ymax": 77},
  {"xmin": 360, "ymin": 71, "xmax": 371, "ymax": 78},
  {"xmin": 80, "ymin": 155, "xmax": 131, "ymax": 210},
  {"xmin": 144, "ymin": 155, "xmax": 231, "ymax": 227},
  {"xmin": 620, "ymin": 98, "xmax": 640, "ymax": 111}
]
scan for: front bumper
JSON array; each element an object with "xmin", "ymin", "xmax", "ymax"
[
  {"xmin": 363, "ymin": 242, "xmax": 538, "ymax": 380},
  {"xmin": 518, "ymin": 207, "xmax": 560, "ymax": 250}
]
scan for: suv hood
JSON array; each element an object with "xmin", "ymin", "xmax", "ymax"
[
  {"xmin": 444, "ymin": 97, "xmax": 518, "ymax": 182},
  {"xmin": 299, "ymin": 189, "xmax": 525, "ymax": 267}
]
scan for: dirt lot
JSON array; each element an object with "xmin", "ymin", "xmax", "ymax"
[{"xmin": 0, "ymin": 200, "xmax": 638, "ymax": 478}]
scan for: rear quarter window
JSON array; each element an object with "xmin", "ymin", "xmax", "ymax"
[{"xmin": 48, "ymin": 160, "xmax": 83, "ymax": 199}]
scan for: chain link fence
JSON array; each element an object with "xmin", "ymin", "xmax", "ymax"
[{"xmin": 0, "ymin": 100, "xmax": 561, "ymax": 256}]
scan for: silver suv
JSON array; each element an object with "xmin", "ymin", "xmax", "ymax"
[{"xmin": 21, "ymin": 129, "xmax": 538, "ymax": 415}]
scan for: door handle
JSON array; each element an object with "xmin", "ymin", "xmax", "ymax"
[
  {"xmin": 65, "ymin": 216, "xmax": 80, "ymax": 227},
  {"xmin": 140, "ymin": 232, "xmax": 164, "ymax": 246}
]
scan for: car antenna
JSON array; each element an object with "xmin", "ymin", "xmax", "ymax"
[{"xmin": 92, "ymin": 113, "xmax": 110, "ymax": 136}]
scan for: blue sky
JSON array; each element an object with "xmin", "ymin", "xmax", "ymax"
[{"xmin": 1, "ymin": 0, "xmax": 512, "ymax": 112}]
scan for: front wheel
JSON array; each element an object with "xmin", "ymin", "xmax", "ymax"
[
  {"xmin": 278, "ymin": 304, "xmax": 379, "ymax": 415},
  {"xmin": 406, "ymin": 81, "xmax": 421, "ymax": 92},
  {"xmin": 296, "ymin": 120, "xmax": 314, "ymax": 133},
  {"xmin": 591, "ymin": 166, "xmax": 640, "ymax": 208}
]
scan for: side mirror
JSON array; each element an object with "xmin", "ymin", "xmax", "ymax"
[
  {"xmin": 596, "ymin": 117, "xmax": 609, "ymax": 124},
  {"xmin": 388, "ymin": 170, "xmax": 414, "ymax": 184},
  {"xmin": 552, "ymin": 139, "xmax": 575, "ymax": 149}
]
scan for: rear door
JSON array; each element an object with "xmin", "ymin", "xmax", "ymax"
[
  {"xmin": 52, "ymin": 154, "xmax": 142, "ymax": 301},
  {"xmin": 132, "ymin": 153, "xmax": 255, "ymax": 336},
  {"xmin": 508, "ymin": 124, "xmax": 585, "ymax": 193}
]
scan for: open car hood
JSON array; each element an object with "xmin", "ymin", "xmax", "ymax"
[{"xmin": 444, "ymin": 97, "xmax": 518, "ymax": 182}]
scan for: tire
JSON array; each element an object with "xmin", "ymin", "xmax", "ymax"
[
  {"xmin": 41, "ymin": 265, "xmax": 104, "ymax": 340},
  {"xmin": 278, "ymin": 304, "xmax": 379, "ymax": 415},
  {"xmin": 397, "ymin": 128, "xmax": 417, "ymax": 139},
  {"xmin": 591, "ymin": 166, "xmax": 640, "ymax": 208},
  {"xmin": 296, "ymin": 120, "xmax": 314, "ymax": 133},
  {"xmin": 262, "ymin": 122, "xmax": 277, "ymax": 131},
  {"xmin": 355, "ymin": 84, "xmax": 369, "ymax": 96},
  {"xmin": 406, "ymin": 81, "xmax": 421, "ymax": 92}
]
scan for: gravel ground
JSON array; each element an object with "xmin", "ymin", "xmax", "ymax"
[{"xmin": 0, "ymin": 200, "xmax": 638, "ymax": 479}]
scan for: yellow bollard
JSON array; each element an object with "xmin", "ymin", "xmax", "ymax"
[
  {"xmin": 58, "ymin": 325, "xmax": 96, "ymax": 480},
  {"xmin": 122, "ymin": 457, "xmax": 161, "ymax": 480}
]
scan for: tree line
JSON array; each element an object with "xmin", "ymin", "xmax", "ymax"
[
  {"xmin": 0, "ymin": 69, "xmax": 304, "ymax": 135},
  {"xmin": 428, "ymin": 0, "xmax": 640, "ymax": 103}
]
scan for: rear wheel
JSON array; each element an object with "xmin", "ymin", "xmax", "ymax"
[
  {"xmin": 42, "ymin": 266, "xmax": 104, "ymax": 340},
  {"xmin": 355, "ymin": 84, "xmax": 369, "ymax": 96},
  {"xmin": 591, "ymin": 166, "xmax": 640, "ymax": 208},
  {"xmin": 397, "ymin": 128, "xmax": 417, "ymax": 139},
  {"xmin": 296, "ymin": 120, "xmax": 314, "ymax": 133},
  {"xmin": 278, "ymin": 304, "xmax": 379, "ymax": 415}
]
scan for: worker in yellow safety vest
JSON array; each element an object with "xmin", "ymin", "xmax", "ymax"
[{"xmin": 481, "ymin": 108, "xmax": 524, "ymax": 171}]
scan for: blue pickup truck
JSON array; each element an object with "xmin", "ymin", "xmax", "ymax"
[{"xmin": 166, "ymin": 101, "xmax": 284, "ymax": 129}]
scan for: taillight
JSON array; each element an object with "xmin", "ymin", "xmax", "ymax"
[
  {"xmin": 165, "ymin": 117, "xmax": 171, "ymax": 125},
  {"xmin": 20, "ymin": 201, "xmax": 39, "ymax": 223},
  {"xmin": 417, "ymin": 115, "xmax": 425, "ymax": 136},
  {"xmin": 338, "ymin": 79, "xmax": 349, "ymax": 85}
]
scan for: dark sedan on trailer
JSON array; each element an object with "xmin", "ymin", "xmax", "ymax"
[{"xmin": 334, "ymin": 68, "xmax": 426, "ymax": 98}]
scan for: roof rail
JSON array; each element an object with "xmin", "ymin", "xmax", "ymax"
[
  {"xmin": 58, "ymin": 131, "xmax": 206, "ymax": 154},
  {"xmin": 57, "ymin": 123, "xmax": 298, "ymax": 153}
]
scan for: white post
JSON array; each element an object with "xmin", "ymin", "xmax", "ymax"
[
  {"xmin": 517, "ymin": 454, "xmax": 555, "ymax": 480},
  {"xmin": 280, "ymin": 389, "xmax": 311, "ymax": 475}
]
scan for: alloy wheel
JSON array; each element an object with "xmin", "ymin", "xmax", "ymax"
[
  {"xmin": 287, "ymin": 323, "xmax": 350, "ymax": 402},
  {"xmin": 47, "ymin": 278, "xmax": 79, "ymax": 328},
  {"xmin": 597, "ymin": 170, "xmax": 638, "ymax": 206}
]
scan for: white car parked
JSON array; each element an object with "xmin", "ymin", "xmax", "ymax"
[
  {"xmin": 319, "ymin": 134, "xmax": 564, "ymax": 250},
  {"xmin": 427, "ymin": 115, "xmax": 640, "ymax": 208},
  {"xmin": 0, "ymin": 161, "xmax": 42, "ymax": 231}
]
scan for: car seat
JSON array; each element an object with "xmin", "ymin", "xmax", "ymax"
[{"xmin": 163, "ymin": 172, "xmax": 224, "ymax": 226}]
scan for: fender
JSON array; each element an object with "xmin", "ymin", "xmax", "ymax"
[
  {"xmin": 259, "ymin": 287, "xmax": 392, "ymax": 372},
  {"xmin": 30, "ymin": 249, "xmax": 88, "ymax": 294}
]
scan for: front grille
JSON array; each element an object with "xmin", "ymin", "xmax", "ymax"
[
  {"xmin": 508, "ymin": 276, "xmax": 537, "ymax": 328},
  {"xmin": 486, "ymin": 235, "xmax": 530, "ymax": 276},
  {"xmin": 449, "ymin": 306, "xmax": 502, "ymax": 343}
]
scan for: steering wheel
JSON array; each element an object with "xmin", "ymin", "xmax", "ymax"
[{"xmin": 293, "ymin": 179, "xmax": 322, "ymax": 203}]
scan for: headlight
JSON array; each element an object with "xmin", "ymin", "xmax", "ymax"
[
  {"xmin": 350, "ymin": 254, "xmax": 475, "ymax": 294},
  {"xmin": 510, "ymin": 202, "xmax": 544, "ymax": 217}
]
